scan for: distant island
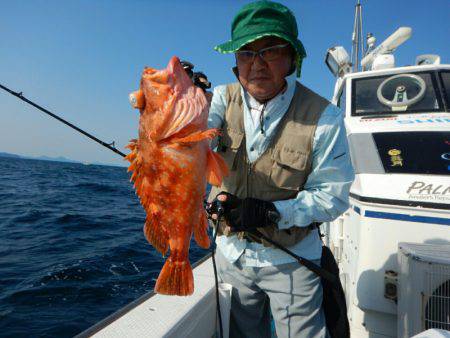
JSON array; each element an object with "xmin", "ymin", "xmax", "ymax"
[
  {"xmin": 0, "ymin": 151, "xmax": 118, "ymax": 167},
  {"xmin": 0, "ymin": 152, "xmax": 22, "ymax": 159}
]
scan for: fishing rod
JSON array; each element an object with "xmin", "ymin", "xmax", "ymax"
[
  {"xmin": 211, "ymin": 220, "xmax": 224, "ymax": 338},
  {"xmin": 210, "ymin": 204, "xmax": 226, "ymax": 338},
  {"xmin": 1, "ymin": 61, "xmax": 222, "ymax": 336},
  {"xmin": 0, "ymin": 61, "xmax": 210, "ymax": 159},
  {"xmin": 250, "ymin": 229, "xmax": 338, "ymax": 284},
  {"xmin": 0, "ymin": 83, "xmax": 127, "ymax": 158}
]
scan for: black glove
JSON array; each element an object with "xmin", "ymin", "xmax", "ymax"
[
  {"xmin": 205, "ymin": 192, "xmax": 240, "ymax": 219},
  {"xmin": 225, "ymin": 197, "xmax": 280, "ymax": 232},
  {"xmin": 206, "ymin": 192, "xmax": 280, "ymax": 231}
]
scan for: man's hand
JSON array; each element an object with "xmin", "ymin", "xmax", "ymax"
[
  {"xmin": 206, "ymin": 192, "xmax": 280, "ymax": 232},
  {"xmin": 206, "ymin": 192, "xmax": 240, "ymax": 220},
  {"xmin": 227, "ymin": 197, "xmax": 280, "ymax": 231}
]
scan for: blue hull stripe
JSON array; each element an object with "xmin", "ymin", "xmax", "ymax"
[{"xmin": 363, "ymin": 210, "xmax": 450, "ymax": 226}]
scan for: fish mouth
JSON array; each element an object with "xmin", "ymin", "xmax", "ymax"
[
  {"xmin": 167, "ymin": 56, "xmax": 191, "ymax": 80},
  {"xmin": 167, "ymin": 56, "xmax": 182, "ymax": 74},
  {"xmin": 143, "ymin": 56, "xmax": 187, "ymax": 80},
  {"xmin": 143, "ymin": 56, "xmax": 181, "ymax": 80},
  {"xmin": 166, "ymin": 56, "xmax": 194, "ymax": 89}
]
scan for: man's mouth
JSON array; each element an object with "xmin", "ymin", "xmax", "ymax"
[{"xmin": 250, "ymin": 76, "xmax": 270, "ymax": 81}]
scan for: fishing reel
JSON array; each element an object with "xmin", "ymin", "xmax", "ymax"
[{"xmin": 180, "ymin": 60, "xmax": 211, "ymax": 92}]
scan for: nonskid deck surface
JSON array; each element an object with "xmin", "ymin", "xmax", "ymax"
[{"xmin": 77, "ymin": 255, "xmax": 218, "ymax": 338}]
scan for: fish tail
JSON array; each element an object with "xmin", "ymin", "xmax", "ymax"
[
  {"xmin": 155, "ymin": 257, "xmax": 193, "ymax": 296},
  {"xmin": 194, "ymin": 209, "xmax": 210, "ymax": 249}
]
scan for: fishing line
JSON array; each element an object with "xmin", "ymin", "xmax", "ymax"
[
  {"xmin": 0, "ymin": 62, "xmax": 209, "ymax": 160},
  {"xmin": 0, "ymin": 83, "xmax": 127, "ymax": 158},
  {"xmin": 211, "ymin": 214, "xmax": 224, "ymax": 338},
  {"xmin": 2, "ymin": 67, "xmax": 222, "ymax": 334}
]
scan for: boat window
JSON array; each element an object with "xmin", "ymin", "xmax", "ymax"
[
  {"xmin": 372, "ymin": 131, "xmax": 450, "ymax": 175},
  {"xmin": 352, "ymin": 72, "xmax": 443, "ymax": 116},
  {"xmin": 347, "ymin": 133, "xmax": 385, "ymax": 174},
  {"xmin": 440, "ymin": 71, "xmax": 450, "ymax": 107}
]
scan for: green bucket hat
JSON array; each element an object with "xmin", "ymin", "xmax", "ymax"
[{"xmin": 215, "ymin": 0, "xmax": 307, "ymax": 77}]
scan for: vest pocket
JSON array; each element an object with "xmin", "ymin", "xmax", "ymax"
[
  {"xmin": 270, "ymin": 146, "xmax": 308, "ymax": 190},
  {"xmin": 218, "ymin": 129, "xmax": 244, "ymax": 171}
]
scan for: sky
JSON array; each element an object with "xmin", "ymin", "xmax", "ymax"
[{"xmin": 1, "ymin": 0, "xmax": 449, "ymax": 166}]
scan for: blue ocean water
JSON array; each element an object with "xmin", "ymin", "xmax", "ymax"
[{"xmin": 0, "ymin": 157, "xmax": 209, "ymax": 337}]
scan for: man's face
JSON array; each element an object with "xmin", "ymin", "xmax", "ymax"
[{"xmin": 236, "ymin": 36, "xmax": 294, "ymax": 102}]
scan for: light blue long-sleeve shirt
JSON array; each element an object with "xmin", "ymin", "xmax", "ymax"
[{"xmin": 208, "ymin": 73, "xmax": 354, "ymax": 267}]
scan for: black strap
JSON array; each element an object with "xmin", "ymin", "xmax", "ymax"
[{"xmin": 250, "ymin": 229, "xmax": 338, "ymax": 285}]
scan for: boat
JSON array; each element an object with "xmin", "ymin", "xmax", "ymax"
[
  {"xmin": 78, "ymin": 2, "xmax": 450, "ymax": 337},
  {"xmin": 76, "ymin": 254, "xmax": 232, "ymax": 338},
  {"xmin": 322, "ymin": 2, "xmax": 450, "ymax": 336},
  {"xmin": 322, "ymin": 39, "xmax": 450, "ymax": 338}
]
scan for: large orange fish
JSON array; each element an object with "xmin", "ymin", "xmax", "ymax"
[{"xmin": 126, "ymin": 56, "xmax": 228, "ymax": 296}]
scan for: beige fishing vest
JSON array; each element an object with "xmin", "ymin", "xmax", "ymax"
[{"xmin": 209, "ymin": 81, "xmax": 329, "ymax": 247}]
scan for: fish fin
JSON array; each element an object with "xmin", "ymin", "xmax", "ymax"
[
  {"xmin": 157, "ymin": 87, "xmax": 208, "ymax": 140},
  {"xmin": 143, "ymin": 214, "xmax": 169, "ymax": 256},
  {"xmin": 155, "ymin": 258, "xmax": 193, "ymax": 296},
  {"xmin": 169, "ymin": 128, "xmax": 219, "ymax": 145},
  {"xmin": 194, "ymin": 210, "xmax": 210, "ymax": 249},
  {"xmin": 125, "ymin": 140, "xmax": 138, "ymax": 166},
  {"xmin": 206, "ymin": 148, "xmax": 229, "ymax": 186},
  {"xmin": 125, "ymin": 139, "xmax": 138, "ymax": 151}
]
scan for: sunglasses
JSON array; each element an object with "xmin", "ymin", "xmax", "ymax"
[{"xmin": 235, "ymin": 43, "xmax": 290, "ymax": 63}]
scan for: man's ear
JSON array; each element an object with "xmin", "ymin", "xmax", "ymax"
[
  {"xmin": 287, "ymin": 58, "xmax": 296, "ymax": 76},
  {"xmin": 286, "ymin": 46, "xmax": 297, "ymax": 76},
  {"xmin": 232, "ymin": 66, "xmax": 239, "ymax": 78}
]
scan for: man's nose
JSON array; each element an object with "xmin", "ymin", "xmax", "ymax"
[{"xmin": 251, "ymin": 53, "xmax": 268, "ymax": 71}]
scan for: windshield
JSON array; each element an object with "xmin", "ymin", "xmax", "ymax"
[
  {"xmin": 441, "ymin": 71, "xmax": 450, "ymax": 107},
  {"xmin": 352, "ymin": 72, "xmax": 443, "ymax": 116},
  {"xmin": 372, "ymin": 131, "xmax": 450, "ymax": 175}
]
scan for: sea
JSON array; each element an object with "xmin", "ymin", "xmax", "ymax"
[{"xmin": 0, "ymin": 156, "xmax": 209, "ymax": 337}]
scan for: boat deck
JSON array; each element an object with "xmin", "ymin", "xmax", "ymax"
[{"xmin": 76, "ymin": 255, "xmax": 219, "ymax": 338}]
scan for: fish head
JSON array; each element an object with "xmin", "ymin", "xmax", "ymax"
[{"xmin": 137, "ymin": 56, "xmax": 209, "ymax": 140}]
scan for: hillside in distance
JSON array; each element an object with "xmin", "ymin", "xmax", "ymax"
[{"xmin": 0, "ymin": 151, "xmax": 116, "ymax": 166}]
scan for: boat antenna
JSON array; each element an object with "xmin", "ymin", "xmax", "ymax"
[
  {"xmin": 0, "ymin": 83, "xmax": 127, "ymax": 158},
  {"xmin": 351, "ymin": 0, "xmax": 364, "ymax": 72}
]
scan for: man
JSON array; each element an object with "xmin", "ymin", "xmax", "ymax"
[{"xmin": 207, "ymin": 1, "xmax": 354, "ymax": 337}]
